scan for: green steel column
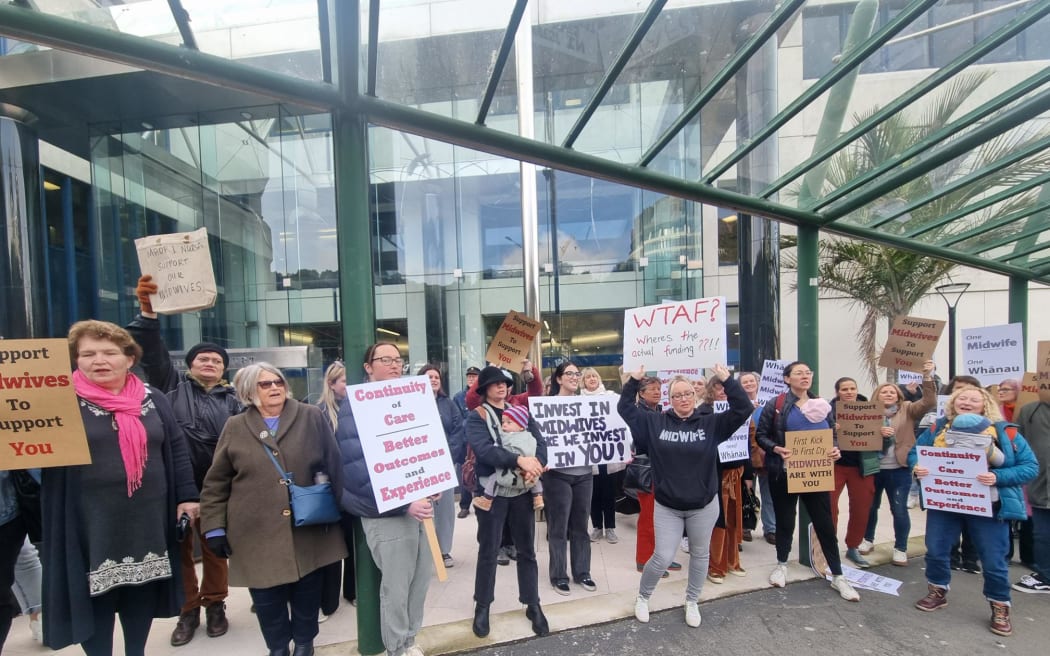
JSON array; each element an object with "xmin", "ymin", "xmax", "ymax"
[
  {"xmin": 1009, "ymin": 275, "xmax": 1028, "ymax": 362},
  {"xmin": 796, "ymin": 223, "xmax": 820, "ymax": 566},
  {"xmin": 331, "ymin": 2, "xmax": 383, "ymax": 654}
]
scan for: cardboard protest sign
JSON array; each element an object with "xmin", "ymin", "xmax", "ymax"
[
  {"xmin": 1038, "ymin": 341, "xmax": 1050, "ymax": 404},
  {"xmin": 757, "ymin": 359, "xmax": 789, "ymax": 404},
  {"xmin": 623, "ymin": 297, "xmax": 727, "ymax": 371},
  {"xmin": 529, "ymin": 396, "xmax": 632, "ymax": 469},
  {"xmin": 0, "ymin": 339, "xmax": 91, "ymax": 470},
  {"xmin": 961, "ymin": 323, "xmax": 1024, "ymax": 386},
  {"xmin": 484, "ymin": 310, "xmax": 542, "ymax": 373},
  {"xmin": 1017, "ymin": 372, "xmax": 1040, "ymax": 409},
  {"xmin": 836, "ymin": 401, "xmax": 883, "ymax": 451},
  {"xmin": 135, "ymin": 228, "xmax": 218, "ymax": 314},
  {"xmin": 346, "ymin": 375, "xmax": 457, "ymax": 513},
  {"xmin": 785, "ymin": 429, "xmax": 834, "ymax": 493},
  {"xmin": 718, "ymin": 418, "xmax": 751, "ymax": 463},
  {"xmin": 878, "ymin": 316, "xmax": 945, "ymax": 373},
  {"xmin": 916, "ymin": 445, "xmax": 991, "ymax": 517}
]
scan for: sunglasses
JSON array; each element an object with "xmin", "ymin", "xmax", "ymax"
[{"xmin": 257, "ymin": 379, "xmax": 286, "ymax": 389}]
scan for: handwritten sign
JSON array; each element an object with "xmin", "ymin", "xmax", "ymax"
[
  {"xmin": 961, "ymin": 323, "xmax": 1024, "ymax": 386},
  {"xmin": 836, "ymin": 401, "xmax": 883, "ymax": 451},
  {"xmin": 623, "ymin": 297, "xmax": 727, "ymax": 371},
  {"xmin": 529, "ymin": 396, "xmax": 632, "ymax": 469},
  {"xmin": 484, "ymin": 310, "xmax": 542, "ymax": 373},
  {"xmin": 1038, "ymin": 341, "xmax": 1050, "ymax": 404},
  {"xmin": 916, "ymin": 445, "xmax": 991, "ymax": 517},
  {"xmin": 757, "ymin": 359, "xmax": 789, "ymax": 404},
  {"xmin": 878, "ymin": 315, "xmax": 945, "ymax": 373},
  {"xmin": 346, "ymin": 375, "xmax": 457, "ymax": 513},
  {"xmin": 0, "ymin": 339, "xmax": 90, "ymax": 470},
  {"xmin": 134, "ymin": 228, "xmax": 217, "ymax": 314},
  {"xmin": 1017, "ymin": 372, "xmax": 1040, "ymax": 408},
  {"xmin": 718, "ymin": 418, "xmax": 751, "ymax": 463},
  {"xmin": 785, "ymin": 429, "xmax": 834, "ymax": 493}
]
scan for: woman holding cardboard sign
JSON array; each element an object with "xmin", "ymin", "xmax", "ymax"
[
  {"xmin": 42, "ymin": 320, "xmax": 199, "ymax": 655},
  {"xmin": 908, "ymin": 386, "xmax": 1037, "ymax": 637},
  {"xmin": 618, "ymin": 365, "xmax": 750, "ymax": 628},
  {"xmin": 754, "ymin": 361, "xmax": 860, "ymax": 602}
]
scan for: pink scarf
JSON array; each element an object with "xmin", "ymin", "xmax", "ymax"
[{"xmin": 73, "ymin": 370, "xmax": 149, "ymax": 497}]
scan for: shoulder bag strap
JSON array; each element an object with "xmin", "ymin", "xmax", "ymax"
[{"xmin": 259, "ymin": 439, "xmax": 292, "ymax": 483}]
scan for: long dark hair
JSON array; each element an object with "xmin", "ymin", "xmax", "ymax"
[
  {"xmin": 549, "ymin": 360, "xmax": 579, "ymax": 396},
  {"xmin": 417, "ymin": 364, "xmax": 446, "ymax": 396}
]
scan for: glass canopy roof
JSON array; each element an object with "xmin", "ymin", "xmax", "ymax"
[{"xmin": 3, "ymin": 0, "xmax": 1050, "ymax": 282}]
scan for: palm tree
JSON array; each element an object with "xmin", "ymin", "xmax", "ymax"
[{"xmin": 787, "ymin": 72, "xmax": 1050, "ymax": 385}]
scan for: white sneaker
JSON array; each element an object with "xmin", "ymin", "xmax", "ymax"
[
  {"xmin": 831, "ymin": 575, "xmax": 860, "ymax": 602},
  {"xmin": 318, "ymin": 610, "xmax": 329, "ymax": 623},
  {"xmin": 680, "ymin": 537, "xmax": 690, "ymax": 553},
  {"xmin": 30, "ymin": 616, "xmax": 42, "ymax": 643},
  {"xmin": 590, "ymin": 528, "xmax": 603, "ymax": 542},
  {"xmin": 907, "ymin": 494, "xmax": 918, "ymax": 509},
  {"xmin": 605, "ymin": 528, "xmax": 619, "ymax": 544},
  {"xmin": 405, "ymin": 646, "xmax": 425, "ymax": 656},
  {"xmin": 769, "ymin": 563, "xmax": 787, "ymax": 588},
  {"xmin": 634, "ymin": 596, "xmax": 650, "ymax": 623},
  {"xmin": 857, "ymin": 539, "xmax": 874, "ymax": 555},
  {"xmin": 685, "ymin": 601, "xmax": 701, "ymax": 627},
  {"xmin": 893, "ymin": 549, "xmax": 908, "ymax": 566}
]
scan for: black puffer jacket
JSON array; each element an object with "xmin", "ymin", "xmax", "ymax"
[{"xmin": 127, "ymin": 314, "xmax": 242, "ymax": 487}]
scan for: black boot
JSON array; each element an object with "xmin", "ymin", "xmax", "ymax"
[
  {"xmin": 268, "ymin": 647, "xmax": 290, "ymax": 656},
  {"xmin": 291, "ymin": 642, "xmax": 314, "ymax": 656},
  {"xmin": 525, "ymin": 603, "xmax": 549, "ymax": 636},
  {"xmin": 472, "ymin": 603, "xmax": 490, "ymax": 638}
]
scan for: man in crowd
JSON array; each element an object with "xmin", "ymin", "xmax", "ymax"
[{"xmin": 1012, "ymin": 396, "xmax": 1050, "ymax": 594}]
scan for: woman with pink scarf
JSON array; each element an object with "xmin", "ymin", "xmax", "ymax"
[{"xmin": 42, "ymin": 320, "xmax": 198, "ymax": 655}]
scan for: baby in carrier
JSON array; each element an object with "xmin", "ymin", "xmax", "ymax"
[{"xmin": 473, "ymin": 404, "xmax": 545, "ymax": 511}]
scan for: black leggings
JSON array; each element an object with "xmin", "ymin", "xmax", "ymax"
[
  {"xmin": 80, "ymin": 582, "xmax": 160, "ymax": 656},
  {"xmin": 769, "ymin": 471, "xmax": 843, "ymax": 576}
]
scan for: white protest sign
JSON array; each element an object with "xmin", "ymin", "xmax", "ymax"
[
  {"xmin": 657, "ymin": 368, "xmax": 701, "ymax": 409},
  {"xmin": 346, "ymin": 375, "xmax": 457, "ymax": 513},
  {"xmin": 916, "ymin": 445, "xmax": 991, "ymax": 517},
  {"xmin": 936, "ymin": 395, "xmax": 949, "ymax": 418},
  {"xmin": 529, "ymin": 396, "xmax": 632, "ymax": 469},
  {"xmin": 718, "ymin": 418, "xmax": 751, "ymax": 463},
  {"xmin": 623, "ymin": 298, "xmax": 727, "ymax": 371},
  {"xmin": 898, "ymin": 370, "xmax": 923, "ymax": 386},
  {"xmin": 757, "ymin": 359, "xmax": 789, "ymax": 404},
  {"xmin": 134, "ymin": 228, "xmax": 218, "ymax": 313},
  {"xmin": 961, "ymin": 323, "xmax": 1025, "ymax": 386}
]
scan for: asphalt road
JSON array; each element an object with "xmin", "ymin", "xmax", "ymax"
[{"xmin": 459, "ymin": 559, "xmax": 1050, "ymax": 656}]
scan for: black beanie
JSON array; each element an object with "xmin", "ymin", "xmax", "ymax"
[{"xmin": 185, "ymin": 342, "xmax": 230, "ymax": 369}]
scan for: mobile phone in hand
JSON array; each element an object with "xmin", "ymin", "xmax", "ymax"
[{"xmin": 176, "ymin": 513, "xmax": 191, "ymax": 542}]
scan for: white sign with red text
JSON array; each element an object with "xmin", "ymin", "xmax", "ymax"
[
  {"xmin": 916, "ymin": 445, "xmax": 992, "ymax": 517},
  {"xmin": 623, "ymin": 298, "xmax": 727, "ymax": 372},
  {"xmin": 347, "ymin": 375, "xmax": 457, "ymax": 513}
]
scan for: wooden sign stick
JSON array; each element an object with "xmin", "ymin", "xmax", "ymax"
[{"xmin": 422, "ymin": 517, "xmax": 447, "ymax": 582}]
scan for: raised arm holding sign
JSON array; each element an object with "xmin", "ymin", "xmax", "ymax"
[
  {"xmin": 878, "ymin": 316, "xmax": 945, "ymax": 373},
  {"xmin": 134, "ymin": 228, "xmax": 217, "ymax": 314}
]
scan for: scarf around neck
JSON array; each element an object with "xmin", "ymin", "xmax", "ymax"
[{"xmin": 73, "ymin": 370, "xmax": 149, "ymax": 497}]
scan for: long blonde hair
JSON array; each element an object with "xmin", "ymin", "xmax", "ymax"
[
  {"xmin": 944, "ymin": 385, "xmax": 1003, "ymax": 423},
  {"xmin": 319, "ymin": 361, "xmax": 347, "ymax": 429}
]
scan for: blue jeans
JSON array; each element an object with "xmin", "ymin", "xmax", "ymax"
[
  {"xmin": 1032, "ymin": 507, "xmax": 1050, "ymax": 581},
  {"xmin": 249, "ymin": 567, "xmax": 323, "ymax": 651},
  {"xmin": 865, "ymin": 467, "xmax": 912, "ymax": 551},
  {"xmin": 758, "ymin": 472, "xmax": 776, "ymax": 534},
  {"xmin": 924, "ymin": 509, "xmax": 1011, "ymax": 603}
]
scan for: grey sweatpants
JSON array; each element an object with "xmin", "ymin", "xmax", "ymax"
[
  {"xmin": 361, "ymin": 515, "xmax": 433, "ymax": 656},
  {"xmin": 639, "ymin": 499, "xmax": 720, "ymax": 603}
]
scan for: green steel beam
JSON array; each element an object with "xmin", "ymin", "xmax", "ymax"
[
  {"xmin": 957, "ymin": 207, "xmax": 1050, "ymax": 253},
  {"xmin": 355, "ymin": 94, "xmax": 823, "ymax": 225},
  {"xmin": 1001, "ymin": 233, "xmax": 1050, "ymax": 261},
  {"xmin": 332, "ymin": 2, "xmax": 382, "ymax": 654},
  {"xmin": 476, "ymin": 0, "xmax": 529, "ymax": 125},
  {"xmin": 637, "ymin": 0, "xmax": 806, "ymax": 167},
  {"xmin": 772, "ymin": 33, "xmax": 1050, "ymax": 204},
  {"xmin": 1033, "ymin": 260, "xmax": 1050, "ymax": 276},
  {"xmin": 563, "ymin": 0, "xmax": 667, "ymax": 148},
  {"xmin": 795, "ymin": 223, "xmax": 820, "ymax": 567},
  {"xmin": 165, "ymin": 0, "xmax": 198, "ymax": 50},
  {"xmin": 820, "ymin": 90, "xmax": 1050, "ymax": 223},
  {"xmin": 1006, "ymin": 176, "xmax": 1050, "ymax": 258},
  {"xmin": 366, "ymin": 0, "xmax": 379, "ymax": 96},
  {"xmin": 937, "ymin": 199, "xmax": 1050, "ymax": 249},
  {"xmin": 904, "ymin": 169, "xmax": 1050, "ymax": 239},
  {"xmin": 0, "ymin": 3, "xmax": 341, "ymax": 110},
  {"xmin": 699, "ymin": 0, "xmax": 940, "ymax": 185},
  {"xmin": 1008, "ymin": 276, "xmax": 1028, "ymax": 357}
]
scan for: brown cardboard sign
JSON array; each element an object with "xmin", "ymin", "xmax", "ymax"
[
  {"xmin": 785, "ymin": 429, "xmax": 834, "ymax": 493},
  {"xmin": 1037, "ymin": 341, "xmax": 1050, "ymax": 404},
  {"xmin": 484, "ymin": 310, "xmax": 542, "ymax": 373},
  {"xmin": 836, "ymin": 401, "xmax": 884, "ymax": 451},
  {"xmin": 878, "ymin": 315, "xmax": 945, "ymax": 373},
  {"xmin": 135, "ymin": 228, "xmax": 218, "ymax": 314},
  {"xmin": 1017, "ymin": 372, "xmax": 1040, "ymax": 409},
  {"xmin": 0, "ymin": 339, "xmax": 91, "ymax": 470}
]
